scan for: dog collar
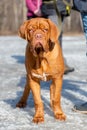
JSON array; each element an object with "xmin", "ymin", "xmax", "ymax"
[{"xmin": 32, "ymin": 72, "xmax": 50, "ymax": 81}]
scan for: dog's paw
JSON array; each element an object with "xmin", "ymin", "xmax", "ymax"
[
  {"xmin": 54, "ymin": 112, "xmax": 66, "ymax": 121},
  {"xmin": 33, "ymin": 115, "xmax": 44, "ymax": 123},
  {"xmin": 16, "ymin": 100, "xmax": 27, "ymax": 108}
]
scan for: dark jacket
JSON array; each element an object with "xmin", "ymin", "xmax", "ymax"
[
  {"xmin": 73, "ymin": 0, "xmax": 87, "ymax": 13},
  {"xmin": 42, "ymin": 0, "xmax": 72, "ymax": 17}
]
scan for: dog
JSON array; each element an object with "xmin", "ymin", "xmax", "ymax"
[{"xmin": 16, "ymin": 18, "xmax": 66, "ymax": 123}]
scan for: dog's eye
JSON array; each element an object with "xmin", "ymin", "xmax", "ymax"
[
  {"xmin": 29, "ymin": 29, "xmax": 34, "ymax": 33},
  {"xmin": 43, "ymin": 28, "xmax": 48, "ymax": 32}
]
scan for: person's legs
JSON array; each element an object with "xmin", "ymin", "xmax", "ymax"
[
  {"xmin": 81, "ymin": 12, "xmax": 87, "ymax": 56},
  {"xmin": 48, "ymin": 15, "xmax": 74, "ymax": 74},
  {"xmin": 72, "ymin": 13, "xmax": 87, "ymax": 114},
  {"xmin": 59, "ymin": 31, "xmax": 74, "ymax": 74}
]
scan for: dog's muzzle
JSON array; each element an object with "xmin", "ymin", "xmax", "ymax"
[{"xmin": 30, "ymin": 32, "xmax": 49, "ymax": 56}]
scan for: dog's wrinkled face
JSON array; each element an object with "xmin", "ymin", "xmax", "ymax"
[
  {"xmin": 27, "ymin": 19, "xmax": 51, "ymax": 55},
  {"xmin": 19, "ymin": 18, "xmax": 60, "ymax": 56}
]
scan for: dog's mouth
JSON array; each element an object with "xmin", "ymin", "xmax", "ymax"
[
  {"xmin": 34, "ymin": 42, "xmax": 44, "ymax": 55},
  {"xmin": 30, "ymin": 38, "xmax": 49, "ymax": 57}
]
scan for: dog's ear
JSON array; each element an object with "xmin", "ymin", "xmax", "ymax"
[
  {"xmin": 47, "ymin": 19, "xmax": 60, "ymax": 43},
  {"xmin": 18, "ymin": 20, "xmax": 30, "ymax": 39}
]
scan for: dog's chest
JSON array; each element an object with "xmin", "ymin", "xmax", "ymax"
[{"xmin": 31, "ymin": 58, "xmax": 52, "ymax": 81}]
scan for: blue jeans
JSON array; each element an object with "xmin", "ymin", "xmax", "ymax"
[{"xmin": 81, "ymin": 12, "xmax": 87, "ymax": 56}]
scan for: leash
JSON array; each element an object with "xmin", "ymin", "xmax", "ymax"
[{"xmin": 53, "ymin": 0, "xmax": 62, "ymax": 31}]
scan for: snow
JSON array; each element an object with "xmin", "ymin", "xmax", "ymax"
[{"xmin": 0, "ymin": 36, "xmax": 87, "ymax": 130}]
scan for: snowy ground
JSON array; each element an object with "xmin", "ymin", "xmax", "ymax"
[{"xmin": 0, "ymin": 36, "xmax": 87, "ymax": 130}]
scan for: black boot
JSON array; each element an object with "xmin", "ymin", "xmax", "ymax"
[
  {"xmin": 73, "ymin": 102, "xmax": 87, "ymax": 114},
  {"xmin": 64, "ymin": 63, "xmax": 74, "ymax": 74}
]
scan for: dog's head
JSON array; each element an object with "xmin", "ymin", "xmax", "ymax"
[{"xmin": 19, "ymin": 18, "xmax": 60, "ymax": 56}]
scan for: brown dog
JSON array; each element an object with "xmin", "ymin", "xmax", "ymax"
[{"xmin": 16, "ymin": 18, "xmax": 66, "ymax": 123}]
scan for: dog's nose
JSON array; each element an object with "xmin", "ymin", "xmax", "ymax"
[{"xmin": 35, "ymin": 33, "xmax": 42, "ymax": 39}]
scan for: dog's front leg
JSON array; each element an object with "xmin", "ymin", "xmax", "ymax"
[
  {"xmin": 29, "ymin": 79, "xmax": 44, "ymax": 123},
  {"xmin": 16, "ymin": 75, "xmax": 30, "ymax": 108},
  {"xmin": 50, "ymin": 78, "xmax": 66, "ymax": 120}
]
